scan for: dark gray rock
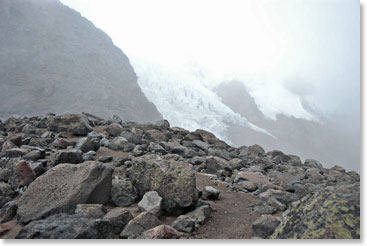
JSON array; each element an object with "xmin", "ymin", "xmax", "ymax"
[
  {"xmin": 75, "ymin": 204, "xmax": 106, "ymax": 219},
  {"xmin": 54, "ymin": 149, "xmax": 83, "ymax": 165},
  {"xmin": 172, "ymin": 215, "xmax": 196, "ymax": 233},
  {"xmin": 155, "ymin": 119, "xmax": 170, "ymax": 130},
  {"xmin": 0, "ymin": 200, "xmax": 17, "ymax": 223},
  {"xmin": 83, "ymin": 150, "xmax": 96, "ymax": 161},
  {"xmin": 48, "ymin": 114, "xmax": 92, "ymax": 136},
  {"xmin": 75, "ymin": 137, "xmax": 100, "ymax": 153},
  {"xmin": 147, "ymin": 142, "xmax": 167, "ymax": 155},
  {"xmin": 102, "ymin": 207, "xmax": 133, "ymax": 234},
  {"xmin": 120, "ymin": 212, "xmax": 162, "ymax": 239},
  {"xmin": 23, "ymin": 150, "xmax": 42, "ymax": 161},
  {"xmin": 0, "ymin": 182, "xmax": 14, "ymax": 207},
  {"xmin": 16, "ymin": 213, "xmax": 114, "ymax": 239},
  {"xmin": 202, "ymin": 186, "xmax": 220, "ymax": 200},
  {"xmin": 252, "ymin": 215, "xmax": 280, "ymax": 238},
  {"xmin": 110, "ymin": 178, "xmax": 138, "ymax": 207},
  {"xmin": 109, "ymin": 137, "xmax": 134, "ymax": 152},
  {"xmin": 0, "ymin": 168, "xmax": 11, "ymax": 182},
  {"xmin": 186, "ymin": 205, "xmax": 211, "ymax": 225}
]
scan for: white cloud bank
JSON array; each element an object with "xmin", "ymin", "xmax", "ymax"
[{"xmin": 61, "ymin": 0, "xmax": 360, "ymax": 124}]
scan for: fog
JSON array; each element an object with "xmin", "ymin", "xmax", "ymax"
[{"xmin": 61, "ymin": 0, "xmax": 360, "ymax": 171}]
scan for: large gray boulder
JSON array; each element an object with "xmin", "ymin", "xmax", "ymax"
[
  {"xmin": 17, "ymin": 161, "xmax": 112, "ymax": 224},
  {"xmin": 48, "ymin": 114, "xmax": 92, "ymax": 136},
  {"xmin": 128, "ymin": 156, "xmax": 199, "ymax": 213}
]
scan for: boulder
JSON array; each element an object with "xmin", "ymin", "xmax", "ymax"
[
  {"xmin": 128, "ymin": 157, "xmax": 199, "ymax": 213},
  {"xmin": 102, "ymin": 208, "xmax": 133, "ymax": 234},
  {"xmin": 138, "ymin": 191, "xmax": 162, "ymax": 216},
  {"xmin": 154, "ymin": 119, "xmax": 170, "ymax": 130},
  {"xmin": 109, "ymin": 137, "xmax": 135, "ymax": 152},
  {"xmin": 202, "ymin": 186, "xmax": 220, "ymax": 200},
  {"xmin": 104, "ymin": 123, "xmax": 123, "ymax": 137},
  {"xmin": 185, "ymin": 205, "xmax": 211, "ymax": 225},
  {"xmin": 172, "ymin": 215, "xmax": 196, "ymax": 233},
  {"xmin": 0, "ymin": 182, "xmax": 14, "ymax": 207},
  {"xmin": 192, "ymin": 140, "xmax": 209, "ymax": 151},
  {"xmin": 51, "ymin": 138, "xmax": 71, "ymax": 149},
  {"xmin": 252, "ymin": 215, "xmax": 280, "ymax": 238},
  {"xmin": 0, "ymin": 168, "xmax": 11, "ymax": 182},
  {"xmin": 16, "ymin": 213, "xmax": 114, "ymax": 239},
  {"xmin": 120, "ymin": 212, "xmax": 162, "ymax": 239},
  {"xmin": 75, "ymin": 137, "xmax": 100, "ymax": 153},
  {"xmin": 23, "ymin": 150, "xmax": 42, "ymax": 161},
  {"xmin": 75, "ymin": 204, "xmax": 105, "ymax": 219},
  {"xmin": 17, "ymin": 161, "xmax": 112, "ymax": 224},
  {"xmin": 9, "ymin": 160, "xmax": 36, "ymax": 189},
  {"xmin": 234, "ymin": 171, "xmax": 269, "ymax": 187},
  {"xmin": 83, "ymin": 151, "xmax": 96, "ymax": 161},
  {"xmin": 53, "ymin": 149, "xmax": 83, "ymax": 165},
  {"xmin": 48, "ymin": 114, "xmax": 92, "ymax": 136},
  {"xmin": 0, "ymin": 201, "xmax": 17, "ymax": 223},
  {"xmin": 141, "ymin": 225, "xmax": 182, "ymax": 239},
  {"xmin": 271, "ymin": 183, "xmax": 360, "ymax": 239},
  {"xmin": 110, "ymin": 178, "xmax": 138, "ymax": 207},
  {"xmin": 147, "ymin": 142, "xmax": 167, "ymax": 155}
]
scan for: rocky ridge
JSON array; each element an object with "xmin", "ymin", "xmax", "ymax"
[{"xmin": 0, "ymin": 113, "xmax": 360, "ymax": 239}]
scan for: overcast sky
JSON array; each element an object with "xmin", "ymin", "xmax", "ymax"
[{"xmin": 60, "ymin": 0, "xmax": 360, "ymax": 122}]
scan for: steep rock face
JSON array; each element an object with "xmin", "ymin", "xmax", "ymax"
[{"xmin": 0, "ymin": 0, "xmax": 162, "ymax": 122}]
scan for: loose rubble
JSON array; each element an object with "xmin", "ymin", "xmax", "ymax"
[{"xmin": 0, "ymin": 113, "xmax": 360, "ymax": 239}]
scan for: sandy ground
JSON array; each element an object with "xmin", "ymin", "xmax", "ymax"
[{"xmin": 189, "ymin": 173, "xmax": 260, "ymax": 239}]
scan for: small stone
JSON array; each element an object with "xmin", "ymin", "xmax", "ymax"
[
  {"xmin": 138, "ymin": 191, "xmax": 162, "ymax": 216},
  {"xmin": 252, "ymin": 215, "xmax": 280, "ymax": 238},
  {"xmin": 120, "ymin": 212, "xmax": 161, "ymax": 239},
  {"xmin": 102, "ymin": 208, "xmax": 133, "ymax": 234},
  {"xmin": 141, "ymin": 225, "xmax": 182, "ymax": 239},
  {"xmin": 202, "ymin": 186, "xmax": 220, "ymax": 200},
  {"xmin": 172, "ymin": 215, "xmax": 196, "ymax": 233}
]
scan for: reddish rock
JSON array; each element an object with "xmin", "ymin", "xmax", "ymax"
[
  {"xmin": 15, "ymin": 160, "xmax": 36, "ymax": 187},
  {"xmin": 234, "ymin": 171, "xmax": 269, "ymax": 186},
  {"xmin": 141, "ymin": 225, "xmax": 182, "ymax": 239}
]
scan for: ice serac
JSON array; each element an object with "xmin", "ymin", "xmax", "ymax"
[
  {"xmin": 134, "ymin": 62, "xmax": 272, "ymax": 143},
  {"xmin": 0, "ymin": 0, "xmax": 162, "ymax": 122}
]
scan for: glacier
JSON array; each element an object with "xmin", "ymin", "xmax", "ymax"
[{"xmin": 133, "ymin": 61, "xmax": 273, "ymax": 143}]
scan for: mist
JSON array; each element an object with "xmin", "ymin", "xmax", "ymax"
[{"xmin": 61, "ymin": 0, "xmax": 360, "ymax": 171}]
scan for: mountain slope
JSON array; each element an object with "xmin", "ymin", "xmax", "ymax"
[
  {"xmin": 0, "ymin": 0, "xmax": 162, "ymax": 122},
  {"xmin": 215, "ymin": 81, "xmax": 360, "ymax": 172}
]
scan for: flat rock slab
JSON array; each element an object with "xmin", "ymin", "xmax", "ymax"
[{"xmin": 17, "ymin": 161, "xmax": 112, "ymax": 224}]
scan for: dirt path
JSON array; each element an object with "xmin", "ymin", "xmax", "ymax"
[{"xmin": 190, "ymin": 173, "xmax": 260, "ymax": 239}]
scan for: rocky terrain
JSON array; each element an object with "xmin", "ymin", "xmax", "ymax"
[
  {"xmin": 0, "ymin": 112, "xmax": 359, "ymax": 239},
  {"xmin": 0, "ymin": 0, "xmax": 162, "ymax": 122}
]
